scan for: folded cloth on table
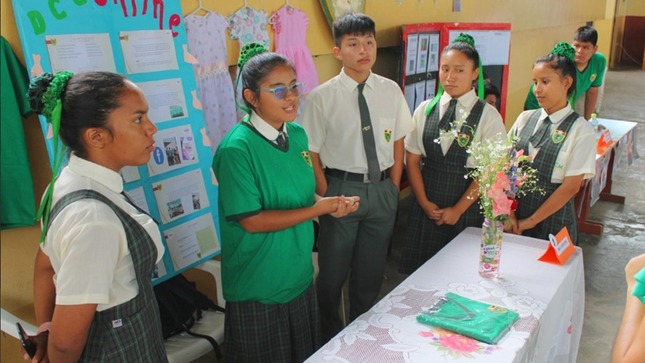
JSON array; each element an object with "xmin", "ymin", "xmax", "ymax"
[{"xmin": 417, "ymin": 292, "xmax": 519, "ymax": 344}]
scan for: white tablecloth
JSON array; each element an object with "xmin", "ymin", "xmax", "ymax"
[{"xmin": 306, "ymin": 227, "xmax": 584, "ymax": 363}]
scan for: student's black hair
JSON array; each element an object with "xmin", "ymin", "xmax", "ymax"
[
  {"xmin": 534, "ymin": 45, "xmax": 577, "ymax": 98},
  {"xmin": 484, "ymin": 81, "xmax": 500, "ymax": 99},
  {"xmin": 241, "ymin": 52, "xmax": 295, "ymax": 112},
  {"xmin": 332, "ymin": 13, "xmax": 375, "ymax": 47},
  {"xmin": 28, "ymin": 72, "xmax": 128, "ymax": 158},
  {"xmin": 574, "ymin": 25, "xmax": 598, "ymax": 46},
  {"xmin": 442, "ymin": 41, "xmax": 480, "ymax": 71}
]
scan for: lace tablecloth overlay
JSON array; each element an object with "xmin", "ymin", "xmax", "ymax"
[{"xmin": 307, "ymin": 228, "xmax": 584, "ymax": 363}]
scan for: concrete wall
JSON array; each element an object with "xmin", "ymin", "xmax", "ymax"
[{"xmin": 1, "ymin": 0, "xmax": 615, "ymax": 360}]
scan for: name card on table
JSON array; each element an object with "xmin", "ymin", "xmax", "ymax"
[{"xmin": 539, "ymin": 226, "xmax": 575, "ymax": 265}]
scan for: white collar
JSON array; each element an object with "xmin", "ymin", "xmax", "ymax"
[
  {"xmin": 249, "ymin": 112, "xmax": 287, "ymax": 141},
  {"xmin": 440, "ymin": 88, "xmax": 477, "ymax": 108},
  {"xmin": 68, "ymin": 153, "xmax": 124, "ymax": 193},
  {"xmin": 339, "ymin": 68, "xmax": 375, "ymax": 91},
  {"xmin": 540, "ymin": 103, "xmax": 574, "ymax": 124}
]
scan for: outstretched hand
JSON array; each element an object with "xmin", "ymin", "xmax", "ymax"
[{"xmin": 314, "ymin": 196, "xmax": 360, "ymax": 218}]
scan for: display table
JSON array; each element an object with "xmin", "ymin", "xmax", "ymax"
[
  {"xmin": 575, "ymin": 118, "xmax": 639, "ymax": 235},
  {"xmin": 305, "ymin": 228, "xmax": 584, "ymax": 363}
]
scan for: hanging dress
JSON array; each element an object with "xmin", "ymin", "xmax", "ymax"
[
  {"xmin": 228, "ymin": 6, "xmax": 271, "ymax": 120},
  {"xmin": 270, "ymin": 6, "xmax": 319, "ymax": 94},
  {"xmin": 185, "ymin": 11, "xmax": 237, "ymax": 151}
]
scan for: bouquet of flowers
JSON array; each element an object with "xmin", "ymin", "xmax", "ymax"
[
  {"xmin": 435, "ymin": 110, "xmax": 543, "ymax": 222},
  {"xmin": 436, "ymin": 110, "xmax": 543, "ymax": 278},
  {"xmin": 465, "ymin": 136, "xmax": 542, "ymax": 222}
]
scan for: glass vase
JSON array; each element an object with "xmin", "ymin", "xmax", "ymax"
[{"xmin": 479, "ymin": 217, "xmax": 504, "ymax": 279}]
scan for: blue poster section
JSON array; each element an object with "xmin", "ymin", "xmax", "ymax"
[{"xmin": 11, "ymin": 0, "xmax": 220, "ymax": 284}]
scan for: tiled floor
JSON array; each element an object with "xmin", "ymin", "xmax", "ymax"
[{"xmin": 193, "ymin": 68, "xmax": 645, "ymax": 362}]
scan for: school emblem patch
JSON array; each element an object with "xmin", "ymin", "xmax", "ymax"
[
  {"xmin": 552, "ymin": 130, "xmax": 567, "ymax": 144},
  {"xmin": 301, "ymin": 151, "xmax": 312, "ymax": 167},
  {"xmin": 457, "ymin": 133, "xmax": 471, "ymax": 147},
  {"xmin": 590, "ymin": 74, "xmax": 597, "ymax": 82},
  {"xmin": 384, "ymin": 129, "xmax": 393, "ymax": 142}
]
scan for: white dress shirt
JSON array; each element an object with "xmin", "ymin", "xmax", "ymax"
[{"xmin": 42, "ymin": 154, "xmax": 164, "ymax": 311}]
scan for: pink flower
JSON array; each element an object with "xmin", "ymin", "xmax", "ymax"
[
  {"xmin": 487, "ymin": 172, "xmax": 512, "ymax": 216},
  {"xmin": 419, "ymin": 330, "xmax": 434, "ymax": 338},
  {"xmin": 439, "ymin": 334, "xmax": 480, "ymax": 353}
]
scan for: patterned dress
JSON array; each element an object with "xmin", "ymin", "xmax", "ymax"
[
  {"xmin": 270, "ymin": 6, "xmax": 319, "ymax": 94},
  {"xmin": 228, "ymin": 6, "xmax": 271, "ymax": 121},
  {"xmin": 185, "ymin": 11, "xmax": 237, "ymax": 151}
]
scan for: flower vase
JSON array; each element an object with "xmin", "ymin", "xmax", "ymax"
[{"xmin": 479, "ymin": 217, "xmax": 504, "ymax": 279}]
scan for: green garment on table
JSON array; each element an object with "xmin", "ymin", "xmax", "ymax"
[
  {"xmin": 524, "ymin": 52, "xmax": 607, "ymax": 111},
  {"xmin": 1, "ymin": 36, "xmax": 35, "ymax": 229}
]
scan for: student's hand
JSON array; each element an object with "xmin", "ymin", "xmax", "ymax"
[
  {"xmin": 24, "ymin": 332, "xmax": 49, "ymax": 362},
  {"xmin": 330, "ymin": 196, "xmax": 360, "ymax": 218},
  {"xmin": 434, "ymin": 206, "xmax": 462, "ymax": 226},
  {"xmin": 420, "ymin": 200, "xmax": 441, "ymax": 221},
  {"xmin": 514, "ymin": 217, "xmax": 537, "ymax": 235},
  {"xmin": 504, "ymin": 215, "xmax": 518, "ymax": 233}
]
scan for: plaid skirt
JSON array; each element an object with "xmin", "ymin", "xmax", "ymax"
[{"xmin": 224, "ymin": 284, "xmax": 321, "ymax": 363}]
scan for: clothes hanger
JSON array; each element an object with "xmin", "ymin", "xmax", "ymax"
[{"xmin": 189, "ymin": 0, "xmax": 210, "ymax": 16}]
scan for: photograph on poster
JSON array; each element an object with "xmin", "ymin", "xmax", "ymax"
[
  {"xmin": 119, "ymin": 29, "xmax": 179, "ymax": 74},
  {"xmin": 428, "ymin": 34, "xmax": 439, "ymax": 71},
  {"xmin": 152, "ymin": 169, "xmax": 210, "ymax": 223},
  {"xmin": 137, "ymin": 78, "xmax": 188, "ymax": 123},
  {"xmin": 164, "ymin": 137, "xmax": 182, "ymax": 166},
  {"xmin": 406, "ymin": 33, "xmax": 419, "ymax": 76},
  {"xmin": 148, "ymin": 125, "xmax": 199, "ymax": 175},
  {"xmin": 163, "ymin": 213, "xmax": 220, "ymax": 271},
  {"xmin": 181, "ymin": 136, "xmax": 196, "ymax": 161},
  {"xmin": 45, "ymin": 33, "xmax": 117, "ymax": 73},
  {"xmin": 416, "ymin": 33, "xmax": 429, "ymax": 74}
]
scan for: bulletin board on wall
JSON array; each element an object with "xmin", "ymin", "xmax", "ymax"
[
  {"xmin": 401, "ymin": 22, "xmax": 511, "ymax": 121},
  {"xmin": 10, "ymin": 0, "xmax": 221, "ymax": 285}
]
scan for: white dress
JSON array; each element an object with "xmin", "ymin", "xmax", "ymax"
[{"xmin": 185, "ymin": 11, "xmax": 237, "ymax": 151}]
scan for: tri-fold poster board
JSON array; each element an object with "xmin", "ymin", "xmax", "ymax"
[{"xmin": 11, "ymin": 0, "xmax": 221, "ymax": 284}]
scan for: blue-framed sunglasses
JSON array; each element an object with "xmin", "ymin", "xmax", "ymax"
[{"xmin": 258, "ymin": 82, "xmax": 303, "ymax": 100}]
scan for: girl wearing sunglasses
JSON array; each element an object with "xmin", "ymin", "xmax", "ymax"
[{"xmin": 212, "ymin": 42, "xmax": 359, "ymax": 362}]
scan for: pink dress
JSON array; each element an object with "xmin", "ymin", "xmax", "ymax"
[
  {"xmin": 185, "ymin": 11, "xmax": 236, "ymax": 150},
  {"xmin": 270, "ymin": 6, "xmax": 319, "ymax": 94}
]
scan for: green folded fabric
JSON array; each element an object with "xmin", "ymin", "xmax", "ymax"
[{"xmin": 417, "ymin": 292, "xmax": 519, "ymax": 344}]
